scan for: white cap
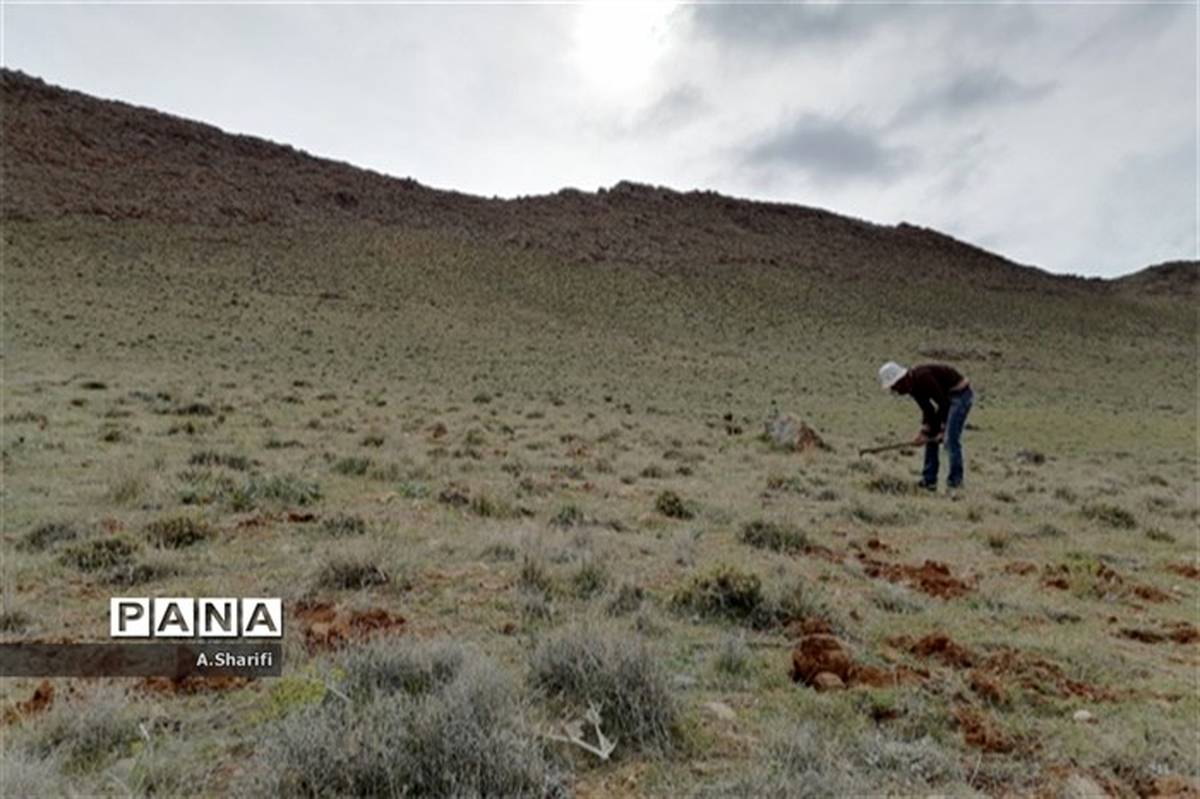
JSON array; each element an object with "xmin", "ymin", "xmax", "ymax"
[{"xmin": 879, "ymin": 361, "xmax": 906, "ymax": 390}]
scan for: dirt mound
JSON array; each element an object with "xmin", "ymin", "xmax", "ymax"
[
  {"xmin": 954, "ymin": 707, "xmax": 1014, "ymax": 753},
  {"xmin": 2, "ymin": 679, "xmax": 54, "ymax": 724},
  {"xmin": 1118, "ymin": 623, "xmax": 1198, "ymax": 645},
  {"xmin": 905, "ymin": 633, "xmax": 976, "ymax": 668},
  {"xmin": 790, "ymin": 633, "xmax": 918, "ymax": 689},
  {"xmin": 294, "ymin": 600, "xmax": 407, "ymax": 652},
  {"xmin": 1003, "ymin": 561, "xmax": 1038, "ymax": 576},
  {"xmin": 764, "ymin": 413, "xmax": 828, "ymax": 453},
  {"xmin": 860, "ymin": 557, "xmax": 973, "ymax": 599},
  {"xmin": 1167, "ymin": 563, "xmax": 1200, "ymax": 580},
  {"xmin": 1042, "ymin": 562, "xmax": 1174, "ymax": 604},
  {"xmin": 139, "ymin": 675, "xmax": 249, "ymax": 695}
]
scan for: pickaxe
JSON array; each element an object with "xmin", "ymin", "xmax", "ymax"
[{"xmin": 858, "ymin": 441, "xmax": 919, "ymax": 457}]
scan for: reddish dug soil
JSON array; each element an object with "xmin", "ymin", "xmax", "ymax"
[
  {"xmin": 294, "ymin": 600, "xmax": 406, "ymax": 652},
  {"xmin": 892, "ymin": 631, "xmax": 1118, "ymax": 703},
  {"xmin": 1042, "ymin": 562, "xmax": 1174, "ymax": 604},
  {"xmin": 954, "ymin": 707, "xmax": 1015, "ymax": 753},
  {"xmin": 860, "ymin": 556, "xmax": 973, "ymax": 599},
  {"xmin": 140, "ymin": 675, "xmax": 250, "ymax": 695},
  {"xmin": 1118, "ymin": 622, "xmax": 1199, "ymax": 645},
  {"xmin": 1166, "ymin": 563, "xmax": 1200, "ymax": 580},
  {"xmin": 791, "ymin": 633, "xmax": 920, "ymax": 689},
  {"xmin": 2, "ymin": 679, "xmax": 54, "ymax": 724}
]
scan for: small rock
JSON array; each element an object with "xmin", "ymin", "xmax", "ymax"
[
  {"xmin": 703, "ymin": 701, "xmax": 737, "ymax": 722},
  {"xmin": 1061, "ymin": 773, "xmax": 1110, "ymax": 799},
  {"xmin": 813, "ymin": 671, "xmax": 845, "ymax": 691},
  {"xmin": 1072, "ymin": 709, "xmax": 1095, "ymax": 724}
]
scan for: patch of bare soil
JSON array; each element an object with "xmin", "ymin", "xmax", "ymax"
[
  {"xmin": 2, "ymin": 679, "xmax": 54, "ymax": 724},
  {"xmin": 139, "ymin": 675, "xmax": 250, "ymax": 695},
  {"xmin": 1118, "ymin": 622, "xmax": 1199, "ymax": 645},
  {"xmin": 294, "ymin": 600, "xmax": 407, "ymax": 652},
  {"xmin": 859, "ymin": 556, "xmax": 973, "ymax": 599},
  {"xmin": 890, "ymin": 631, "xmax": 1119, "ymax": 703},
  {"xmin": 1003, "ymin": 560, "xmax": 1038, "ymax": 576},
  {"xmin": 790, "ymin": 631, "xmax": 921, "ymax": 690},
  {"xmin": 1166, "ymin": 563, "xmax": 1200, "ymax": 580},
  {"xmin": 954, "ymin": 706, "xmax": 1014, "ymax": 753}
]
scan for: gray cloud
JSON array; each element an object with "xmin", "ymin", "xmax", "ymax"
[
  {"xmin": 691, "ymin": 3, "xmax": 901, "ymax": 47},
  {"xmin": 743, "ymin": 115, "xmax": 913, "ymax": 183},
  {"xmin": 636, "ymin": 84, "xmax": 708, "ymax": 133},
  {"xmin": 891, "ymin": 69, "xmax": 1056, "ymax": 128}
]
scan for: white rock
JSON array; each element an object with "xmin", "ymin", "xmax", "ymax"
[{"xmin": 1072, "ymin": 709, "xmax": 1095, "ymax": 723}]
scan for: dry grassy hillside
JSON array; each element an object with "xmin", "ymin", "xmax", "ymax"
[{"xmin": 1, "ymin": 70, "xmax": 1197, "ymax": 799}]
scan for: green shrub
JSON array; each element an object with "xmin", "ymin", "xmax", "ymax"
[
  {"xmin": 739, "ymin": 520, "xmax": 809, "ymax": 554},
  {"xmin": 1082, "ymin": 503, "xmax": 1137, "ymax": 529},
  {"xmin": 654, "ymin": 490, "xmax": 694, "ymax": 520},
  {"xmin": 571, "ymin": 559, "xmax": 609, "ymax": 599},
  {"xmin": 333, "ymin": 456, "xmax": 372, "ymax": 476},
  {"xmin": 188, "ymin": 450, "xmax": 250, "ymax": 470},
  {"xmin": 20, "ymin": 522, "xmax": 82, "ymax": 552},
  {"xmin": 60, "ymin": 538, "xmax": 137, "ymax": 572},
  {"xmin": 315, "ymin": 557, "xmax": 390, "ymax": 590},
  {"xmin": 321, "ymin": 514, "xmax": 367, "ymax": 537},
  {"xmin": 145, "ymin": 516, "xmax": 213, "ymax": 548},
  {"xmin": 671, "ymin": 565, "xmax": 764, "ymax": 623}
]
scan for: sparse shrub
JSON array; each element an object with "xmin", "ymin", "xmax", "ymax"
[
  {"xmin": 1145, "ymin": 527, "xmax": 1175, "ymax": 543},
  {"xmin": 551, "ymin": 504, "xmax": 585, "ymax": 528},
  {"xmin": 739, "ymin": 520, "xmax": 809, "ymax": 554},
  {"xmin": 188, "ymin": 450, "xmax": 250, "ymax": 470},
  {"xmin": 360, "ymin": 434, "xmax": 386, "ymax": 448},
  {"xmin": 0, "ymin": 607, "xmax": 31, "ymax": 633},
  {"xmin": 866, "ymin": 475, "xmax": 914, "ymax": 495},
  {"xmin": 712, "ymin": 633, "xmax": 754, "ymax": 680},
  {"xmin": 1082, "ymin": 503, "xmax": 1137, "ymax": 529},
  {"xmin": 264, "ymin": 436, "xmax": 303, "ymax": 450},
  {"xmin": 145, "ymin": 516, "xmax": 212, "ymax": 548},
  {"xmin": 640, "ymin": 464, "xmax": 666, "ymax": 479},
  {"xmin": 394, "ymin": 480, "xmax": 429, "ymax": 499},
  {"xmin": 815, "ymin": 489, "xmax": 839, "ymax": 502},
  {"xmin": 986, "ymin": 533, "xmax": 1009, "ymax": 552},
  {"xmin": 103, "ymin": 560, "xmax": 176, "ymax": 587},
  {"xmin": 766, "ymin": 474, "xmax": 807, "ymax": 494},
  {"xmin": 99, "ymin": 426, "xmax": 127, "ymax": 443},
  {"xmin": 321, "ymin": 514, "xmax": 366, "ymax": 537},
  {"xmin": 60, "ymin": 538, "xmax": 137, "ymax": 572},
  {"xmin": 848, "ymin": 502, "xmax": 906, "ymax": 526},
  {"xmin": 340, "ymin": 638, "xmax": 466, "ymax": 702},
  {"xmin": 316, "ymin": 557, "xmax": 390, "ymax": 590},
  {"xmin": 571, "ymin": 559, "xmax": 609, "ymax": 599},
  {"xmin": 655, "ymin": 490, "xmax": 694, "ymax": 520},
  {"xmin": 871, "ymin": 583, "xmax": 927, "ymax": 615},
  {"xmin": 1053, "ymin": 487, "xmax": 1078, "ymax": 503},
  {"xmin": 174, "ymin": 402, "xmax": 214, "ymax": 417},
  {"xmin": 1034, "ymin": 523, "xmax": 1065, "ymax": 538},
  {"xmin": 20, "ymin": 522, "xmax": 82, "ymax": 552},
  {"xmin": 482, "ymin": 542, "xmax": 518, "ymax": 562},
  {"xmin": 470, "ymin": 494, "xmax": 516, "ymax": 519},
  {"xmin": 529, "ymin": 624, "xmax": 680, "ymax": 755},
  {"xmin": 107, "ymin": 473, "xmax": 148, "ymax": 505},
  {"xmin": 333, "ymin": 456, "xmax": 372, "ymax": 476},
  {"xmin": 519, "ymin": 556, "xmax": 555, "ymax": 596},
  {"xmin": 237, "ymin": 474, "xmax": 322, "ymax": 508},
  {"xmin": 993, "ymin": 491, "xmax": 1017, "ymax": 504},
  {"xmin": 80, "ymin": 380, "xmax": 108, "ymax": 391},
  {"xmin": 0, "ymin": 750, "xmax": 65, "ymax": 797},
  {"xmin": 256, "ymin": 640, "xmax": 566, "ymax": 798},
  {"xmin": 606, "ymin": 583, "xmax": 644, "ymax": 616},
  {"xmin": 21, "ymin": 689, "xmax": 138, "ymax": 773},
  {"xmin": 671, "ymin": 565, "xmax": 764, "ymax": 624},
  {"xmin": 472, "ymin": 392, "xmax": 493, "ymax": 404}
]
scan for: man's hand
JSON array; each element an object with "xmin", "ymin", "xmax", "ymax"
[{"xmin": 913, "ymin": 430, "xmax": 945, "ymax": 445}]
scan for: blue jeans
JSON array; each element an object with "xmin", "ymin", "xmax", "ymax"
[{"xmin": 923, "ymin": 387, "xmax": 973, "ymax": 487}]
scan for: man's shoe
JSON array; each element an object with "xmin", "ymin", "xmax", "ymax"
[{"xmin": 916, "ymin": 481, "xmax": 937, "ymax": 492}]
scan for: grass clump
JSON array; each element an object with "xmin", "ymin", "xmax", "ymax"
[
  {"xmin": 256, "ymin": 639, "xmax": 566, "ymax": 798},
  {"xmin": 333, "ymin": 456, "xmax": 372, "ymax": 477},
  {"xmin": 315, "ymin": 557, "xmax": 390, "ymax": 590},
  {"xmin": 188, "ymin": 450, "xmax": 250, "ymax": 471},
  {"xmin": 606, "ymin": 583, "xmax": 645, "ymax": 616},
  {"xmin": 551, "ymin": 504, "xmax": 585, "ymax": 528},
  {"xmin": 739, "ymin": 519, "xmax": 809, "ymax": 554},
  {"xmin": 865, "ymin": 475, "xmax": 915, "ymax": 495},
  {"xmin": 321, "ymin": 514, "xmax": 367, "ymax": 537},
  {"xmin": 60, "ymin": 538, "xmax": 137, "ymax": 572},
  {"xmin": 529, "ymin": 624, "xmax": 680, "ymax": 755},
  {"xmin": 671, "ymin": 565, "xmax": 764, "ymax": 624},
  {"xmin": 711, "ymin": 633, "xmax": 755, "ymax": 681},
  {"xmin": 19, "ymin": 689, "xmax": 138, "ymax": 774},
  {"xmin": 1082, "ymin": 503, "xmax": 1137, "ymax": 529},
  {"xmin": 232, "ymin": 474, "xmax": 322, "ymax": 509},
  {"xmin": 654, "ymin": 490, "xmax": 694, "ymax": 520},
  {"xmin": 20, "ymin": 522, "xmax": 83, "ymax": 552},
  {"xmin": 145, "ymin": 516, "xmax": 213, "ymax": 548},
  {"xmin": 571, "ymin": 559, "xmax": 609, "ymax": 599}
]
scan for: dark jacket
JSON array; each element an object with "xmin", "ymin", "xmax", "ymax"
[{"xmin": 904, "ymin": 364, "xmax": 966, "ymax": 433}]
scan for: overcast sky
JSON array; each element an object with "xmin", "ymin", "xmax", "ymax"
[{"xmin": 3, "ymin": 2, "xmax": 1195, "ymax": 277}]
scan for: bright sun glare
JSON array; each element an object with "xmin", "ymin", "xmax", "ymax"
[{"xmin": 571, "ymin": 2, "xmax": 678, "ymax": 101}]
